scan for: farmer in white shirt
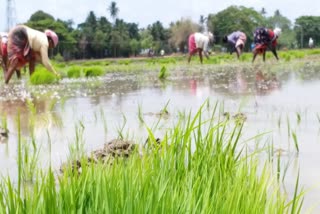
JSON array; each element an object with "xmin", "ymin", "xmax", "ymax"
[{"xmin": 188, "ymin": 32, "xmax": 214, "ymax": 64}]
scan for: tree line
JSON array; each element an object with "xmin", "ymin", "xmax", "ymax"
[{"xmin": 21, "ymin": 2, "xmax": 320, "ymax": 60}]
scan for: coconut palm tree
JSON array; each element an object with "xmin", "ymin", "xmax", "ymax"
[{"xmin": 108, "ymin": 1, "xmax": 119, "ymax": 22}]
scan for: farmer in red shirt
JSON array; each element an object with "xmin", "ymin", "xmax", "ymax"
[{"xmin": 252, "ymin": 27, "xmax": 281, "ymax": 62}]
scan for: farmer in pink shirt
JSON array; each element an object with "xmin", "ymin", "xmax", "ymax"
[{"xmin": 188, "ymin": 32, "xmax": 214, "ymax": 64}]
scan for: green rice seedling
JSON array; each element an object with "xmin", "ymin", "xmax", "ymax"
[
  {"xmin": 282, "ymin": 160, "xmax": 291, "ymax": 182},
  {"xmin": 84, "ymin": 66, "xmax": 104, "ymax": 77},
  {"xmin": 1, "ymin": 114, "xmax": 7, "ymax": 131},
  {"xmin": 137, "ymin": 103, "xmax": 145, "ymax": 124},
  {"xmin": 277, "ymin": 115, "xmax": 282, "ymax": 130},
  {"xmin": 67, "ymin": 66, "xmax": 82, "ymax": 78},
  {"xmin": 82, "ymin": 60, "xmax": 104, "ymax": 66},
  {"xmin": 277, "ymin": 153, "xmax": 281, "ymax": 182},
  {"xmin": 0, "ymin": 103, "xmax": 305, "ymax": 213},
  {"xmin": 116, "ymin": 113, "xmax": 127, "ymax": 140},
  {"xmin": 286, "ymin": 115, "xmax": 291, "ymax": 138},
  {"xmin": 296, "ymin": 112, "xmax": 301, "ymax": 125},
  {"xmin": 99, "ymin": 108, "xmax": 108, "ymax": 136},
  {"xmin": 292, "ymin": 131, "xmax": 299, "ymax": 153},
  {"xmin": 158, "ymin": 65, "xmax": 169, "ymax": 79},
  {"xmin": 118, "ymin": 59, "xmax": 132, "ymax": 65},
  {"xmin": 30, "ymin": 67, "xmax": 58, "ymax": 85},
  {"xmin": 68, "ymin": 121, "xmax": 86, "ymax": 160}
]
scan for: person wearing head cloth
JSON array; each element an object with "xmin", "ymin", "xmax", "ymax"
[
  {"xmin": 188, "ymin": 32, "xmax": 214, "ymax": 64},
  {"xmin": 4, "ymin": 25, "xmax": 59, "ymax": 84},
  {"xmin": 252, "ymin": 27, "xmax": 281, "ymax": 63},
  {"xmin": 222, "ymin": 31, "xmax": 247, "ymax": 59}
]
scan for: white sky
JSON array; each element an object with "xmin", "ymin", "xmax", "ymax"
[{"xmin": 1, "ymin": 0, "xmax": 320, "ymax": 31}]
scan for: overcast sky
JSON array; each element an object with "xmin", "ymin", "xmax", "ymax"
[{"xmin": 1, "ymin": 0, "xmax": 320, "ymax": 31}]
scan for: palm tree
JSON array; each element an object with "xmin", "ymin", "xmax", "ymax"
[{"xmin": 108, "ymin": 1, "xmax": 119, "ymax": 21}]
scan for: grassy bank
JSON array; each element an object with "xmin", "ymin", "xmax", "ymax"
[{"xmin": 0, "ymin": 103, "xmax": 304, "ymax": 213}]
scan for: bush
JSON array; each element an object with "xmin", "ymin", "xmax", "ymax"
[
  {"xmin": 54, "ymin": 53, "xmax": 64, "ymax": 62},
  {"xmin": 67, "ymin": 66, "xmax": 82, "ymax": 78},
  {"xmin": 30, "ymin": 68, "xmax": 58, "ymax": 85},
  {"xmin": 84, "ymin": 66, "xmax": 104, "ymax": 77}
]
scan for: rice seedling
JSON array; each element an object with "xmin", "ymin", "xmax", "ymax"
[
  {"xmin": 99, "ymin": 108, "xmax": 108, "ymax": 137},
  {"xmin": 67, "ymin": 66, "xmax": 82, "ymax": 78},
  {"xmin": 1, "ymin": 114, "xmax": 7, "ymax": 131},
  {"xmin": 0, "ymin": 102, "xmax": 305, "ymax": 213},
  {"xmin": 296, "ymin": 112, "xmax": 301, "ymax": 125},
  {"xmin": 137, "ymin": 103, "xmax": 145, "ymax": 124},
  {"xmin": 158, "ymin": 65, "xmax": 169, "ymax": 79},
  {"xmin": 30, "ymin": 67, "xmax": 58, "ymax": 85},
  {"xmin": 292, "ymin": 131, "xmax": 299, "ymax": 153},
  {"xmin": 84, "ymin": 66, "xmax": 104, "ymax": 77}
]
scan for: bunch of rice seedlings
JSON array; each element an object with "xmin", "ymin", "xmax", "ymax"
[
  {"xmin": 67, "ymin": 66, "xmax": 82, "ymax": 78},
  {"xmin": 29, "ymin": 67, "xmax": 58, "ymax": 85},
  {"xmin": 84, "ymin": 66, "xmax": 104, "ymax": 77}
]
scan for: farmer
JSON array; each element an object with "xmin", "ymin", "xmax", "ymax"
[
  {"xmin": 4, "ymin": 25, "xmax": 59, "ymax": 84},
  {"xmin": 252, "ymin": 27, "xmax": 281, "ymax": 63},
  {"xmin": 222, "ymin": 31, "xmax": 247, "ymax": 59},
  {"xmin": 188, "ymin": 32, "xmax": 214, "ymax": 64},
  {"xmin": 0, "ymin": 32, "xmax": 9, "ymax": 72},
  {"xmin": 309, "ymin": 37, "xmax": 314, "ymax": 49},
  {"xmin": 0, "ymin": 32, "xmax": 22, "ymax": 79}
]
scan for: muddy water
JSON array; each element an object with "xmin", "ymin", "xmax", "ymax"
[{"xmin": 1, "ymin": 62, "xmax": 320, "ymax": 212}]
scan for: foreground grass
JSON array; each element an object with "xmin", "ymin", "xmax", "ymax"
[{"xmin": 0, "ymin": 103, "xmax": 304, "ymax": 213}]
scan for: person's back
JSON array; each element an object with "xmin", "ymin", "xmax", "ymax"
[
  {"xmin": 227, "ymin": 31, "xmax": 242, "ymax": 45},
  {"xmin": 24, "ymin": 25, "xmax": 49, "ymax": 52},
  {"xmin": 194, "ymin": 33, "xmax": 210, "ymax": 52}
]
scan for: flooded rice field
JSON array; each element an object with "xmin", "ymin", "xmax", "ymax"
[{"xmin": 1, "ymin": 61, "xmax": 320, "ymax": 212}]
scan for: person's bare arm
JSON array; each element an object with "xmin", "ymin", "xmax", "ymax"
[{"xmin": 40, "ymin": 46, "xmax": 58, "ymax": 75}]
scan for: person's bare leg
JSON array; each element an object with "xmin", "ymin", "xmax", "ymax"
[
  {"xmin": 252, "ymin": 50, "xmax": 258, "ymax": 63},
  {"xmin": 198, "ymin": 49, "xmax": 203, "ymax": 64},
  {"xmin": 263, "ymin": 51, "xmax": 266, "ymax": 62},
  {"xmin": 5, "ymin": 58, "xmax": 18, "ymax": 84},
  {"xmin": 16, "ymin": 70, "xmax": 21, "ymax": 79},
  {"xmin": 29, "ymin": 59, "xmax": 35, "ymax": 76},
  {"xmin": 188, "ymin": 54, "xmax": 192, "ymax": 63}
]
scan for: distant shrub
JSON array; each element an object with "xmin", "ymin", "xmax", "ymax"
[
  {"xmin": 118, "ymin": 60, "xmax": 131, "ymax": 65},
  {"xmin": 54, "ymin": 53, "xmax": 64, "ymax": 62},
  {"xmin": 82, "ymin": 61, "xmax": 103, "ymax": 66},
  {"xmin": 84, "ymin": 66, "xmax": 104, "ymax": 77},
  {"xmin": 30, "ymin": 68, "xmax": 58, "ymax": 85},
  {"xmin": 67, "ymin": 66, "xmax": 82, "ymax": 78},
  {"xmin": 307, "ymin": 49, "xmax": 320, "ymax": 55}
]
